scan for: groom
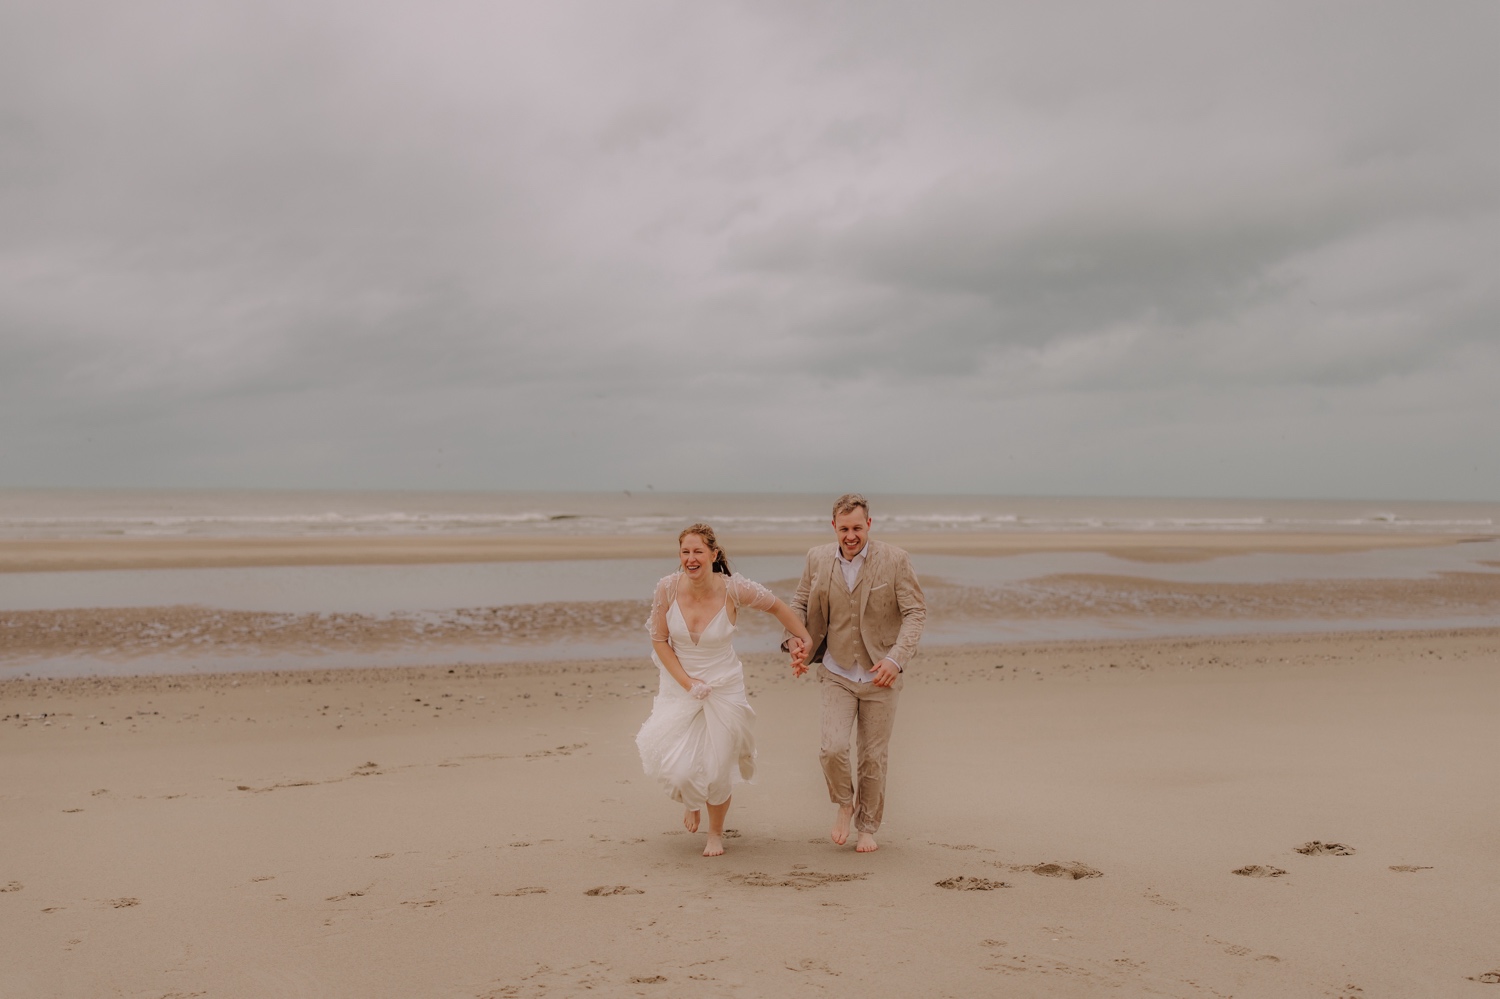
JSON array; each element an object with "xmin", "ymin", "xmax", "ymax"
[{"xmin": 787, "ymin": 494, "xmax": 926, "ymax": 853}]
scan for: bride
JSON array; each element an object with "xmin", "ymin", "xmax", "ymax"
[{"xmin": 636, "ymin": 523, "xmax": 811, "ymax": 856}]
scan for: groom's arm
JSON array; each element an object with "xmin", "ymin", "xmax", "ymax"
[{"xmin": 883, "ymin": 550, "xmax": 927, "ymax": 670}]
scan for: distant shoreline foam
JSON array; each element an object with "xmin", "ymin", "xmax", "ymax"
[{"xmin": 1, "ymin": 489, "xmax": 1494, "ymax": 540}]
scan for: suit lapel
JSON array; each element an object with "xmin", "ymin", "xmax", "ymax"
[
  {"xmin": 813, "ymin": 545, "xmax": 836, "ymax": 619},
  {"xmin": 856, "ymin": 541, "xmax": 880, "ymax": 617}
]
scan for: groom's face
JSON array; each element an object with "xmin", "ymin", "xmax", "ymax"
[{"xmin": 832, "ymin": 509, "xmax": 871, "ymax": 559}]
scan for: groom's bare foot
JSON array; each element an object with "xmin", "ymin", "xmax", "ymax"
[
  {"xmin": 855, "ymin": 832, "xmax": 879, "ymax": 853},
  {"xmin": 684, "ymin": 809, "xmax": 700, "ymax": 833},
  {"xmin": 702, "ymin": 835, "xmax": 725, "ymax": 857},
  {"xmin": 831, "ymin": 804, "xmax": 854, "ymax": 846}
]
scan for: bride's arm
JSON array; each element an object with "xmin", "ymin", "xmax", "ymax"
[
  {"xmin": 653, "ymin": 639, "xmax": 700, "ymax": 694},
  {"xmin": 729, "ymin": 576, "xmax": 811, "ymax": 650},
  {"xmin": 766, "ymin": 597, "xmax": 812, "ymax": 652},
  {"xmin": 647, "ymin": 574, "xmax": 701, "ymax": 695}
]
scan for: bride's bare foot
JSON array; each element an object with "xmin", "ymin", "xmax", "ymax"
[
  {"xmin": 831, "ymin": 804, "xmax": 854, "ymax": 846},
  {"xmin": 703, "ymin": 796, "xmax": 730, "ymax": 856},
  {"xmin": 683, "ymin": 808, "xmax": 700, "ymax": 833},
  {"xmin": 855, "ymin": 831, "xmax": 879, "ymax": 853}
]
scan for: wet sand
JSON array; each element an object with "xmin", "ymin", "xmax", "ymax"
[
  {"xmin": 4, "ymin": 571, "xmax": 1498, "ymax": 670},
  {"xmin": 0, "ymin": 528, "xmax": 1482, "ymax": 572},
  {"xmin": 2, "ymin": 628, "xmax": 1498, "ymax": 997}
]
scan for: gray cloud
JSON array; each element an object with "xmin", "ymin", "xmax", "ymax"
[{"xmin": 1, "ymin": 1, "xmax": 1495, "ymax": 498}]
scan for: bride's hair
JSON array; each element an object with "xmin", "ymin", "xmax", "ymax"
[{"xmin": 679, "ymin": 523, "xmax": 731, "ymax": 575}]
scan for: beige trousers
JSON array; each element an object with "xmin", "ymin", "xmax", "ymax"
[{"xmin": 818, "ymin": 665, "xmax": 902, "ymax": 834}]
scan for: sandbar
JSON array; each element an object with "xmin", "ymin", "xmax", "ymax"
[{"xmin": 0, "ymin": 529, "xmax": 1488, "ymax": 573}]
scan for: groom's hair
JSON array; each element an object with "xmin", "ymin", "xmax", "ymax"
[{"xmin": 832, "ymin": 493, "xmax": 869, "ymax": 519}]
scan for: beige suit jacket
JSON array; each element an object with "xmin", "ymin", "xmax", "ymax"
[{"xmin": 790, "ymin": 539, "xmax": 926, "ymax": 670}]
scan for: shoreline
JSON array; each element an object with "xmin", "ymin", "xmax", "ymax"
[
  {"xmin": 4, "ymin": 570, "xmax": 1497, "ymax": 679},
  {"xmin": 0, "ymin": 528, "xmax": 1492, "ymax": 573}
]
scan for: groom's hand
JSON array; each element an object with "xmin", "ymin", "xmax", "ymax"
[{"xmin": 871, "ymin": 658, "xmax": 900, "ymax": 687}]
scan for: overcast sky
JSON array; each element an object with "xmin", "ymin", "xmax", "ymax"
[{"xmin": 2, "ymin": 1, "xmax": 1496, "ymax": 500}]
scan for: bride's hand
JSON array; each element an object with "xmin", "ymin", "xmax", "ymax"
[{"xmin": 688, "ymin": 680, "xmax": 712, "ymax": 700}]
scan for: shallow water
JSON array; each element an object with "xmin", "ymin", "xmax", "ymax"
[
  {"xmin": 4, "ymin": 490, "xmax": 1496, "ymax": 679},
  {"xmin": 3, "ymin": 541, "xmax": 1497, "ymax": 679},
  {"xmin": 3, "ymin": 544, "xmax": 1497, "ymax": 614}
]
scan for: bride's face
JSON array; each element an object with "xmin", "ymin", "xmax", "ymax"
[{"xmin": 679, "ymin": 534, "xmax": 714, "ymax": 581}]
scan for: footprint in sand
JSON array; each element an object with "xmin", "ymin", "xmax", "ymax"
[
  {"xmin": 495, "ymin": 887, "xmax": 548, "ymax": 897},
  {"xmin": 1143, "ymin": 889, "xmax": 1185, "ymax": 911},
  {"xmin": 1232, "ymin": 865, "xmax": 1287, "ymax": 878},
  {"xmin": 1467, "ymin": 969, "xmax": 1500, "ymax": 983},
  {"xmin": 325, "ymin": 890, "xmax": 365, "ymax": 901},
  {"xmin": 628, "ymin": 976, "xmax": 667, "ymax": 984},
  {"xmin": 1388, "ymin": 864, "xmax": 1432, "ymax": 872},
  {"xmin": 249, "ymin": 875, "xmax": 275, "ymax": 883},
  {"xmin": 936, "ymin": 876, "xmax": 1008, "ymax": 891},
  {"xmin": 526, "ymin": 743, "xmax": 587, "ymax": 759},
  {"xmin": 1294, "ymin": 841, "xmax": 1356, "ymax": 856},
  {"xmin": 584, "ymin": 885, "xmax": 644, "ymax": 896},
  {"xmin": 107, "ymin": 897, "xmax": 140, "ymax": 908},
  {"xmin": 1207, "ymin": 936, "xmax": 1277, "ymax": 961},
  {"xmin": 732, "ymin": 870, "xmax": 869, "ymax": 890},
  {"xmin": 1025, "ymin": 862, "xmax": 1103, "ymax": 880},
  {"xmin": 1, "ymin": 882, "xmax": 22, "ymax": 893}
]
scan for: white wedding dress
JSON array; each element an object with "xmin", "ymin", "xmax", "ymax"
[{"xmin": 635, "ymin": 573, "xmax": 777, "ymax": 811}]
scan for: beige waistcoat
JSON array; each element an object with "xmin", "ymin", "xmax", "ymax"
[{"xmin": 824, "ymin": 566, "xmax": 874, "ymax": 670}]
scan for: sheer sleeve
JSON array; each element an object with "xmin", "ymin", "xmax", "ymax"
[
  {"xmin": 726, "ymin": 574, "xmax": 778, "ymax": 612},
  {"xmin": 647, "ymin": 574, "xmax": 676, "ymax": 643}
]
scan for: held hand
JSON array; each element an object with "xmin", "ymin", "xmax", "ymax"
[
  {"xmin": 788, "ymin": 636, "xmax": 810, "ymax": 676},
  {"xmin": 688, "ymin": 680, "xmax": 712, "ymax": 701},
  {"xmin": 871, "ymin": 658, "xmax": 900, "ymax": 688}
]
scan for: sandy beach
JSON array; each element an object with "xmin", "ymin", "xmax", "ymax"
[
  {"xmin": 3, "ymin": 626, "xmax": 1497, "ymax": 998},
  {"xmin": 2, "ymin": 521, "xmax": 1497, "ymax": 997}
]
